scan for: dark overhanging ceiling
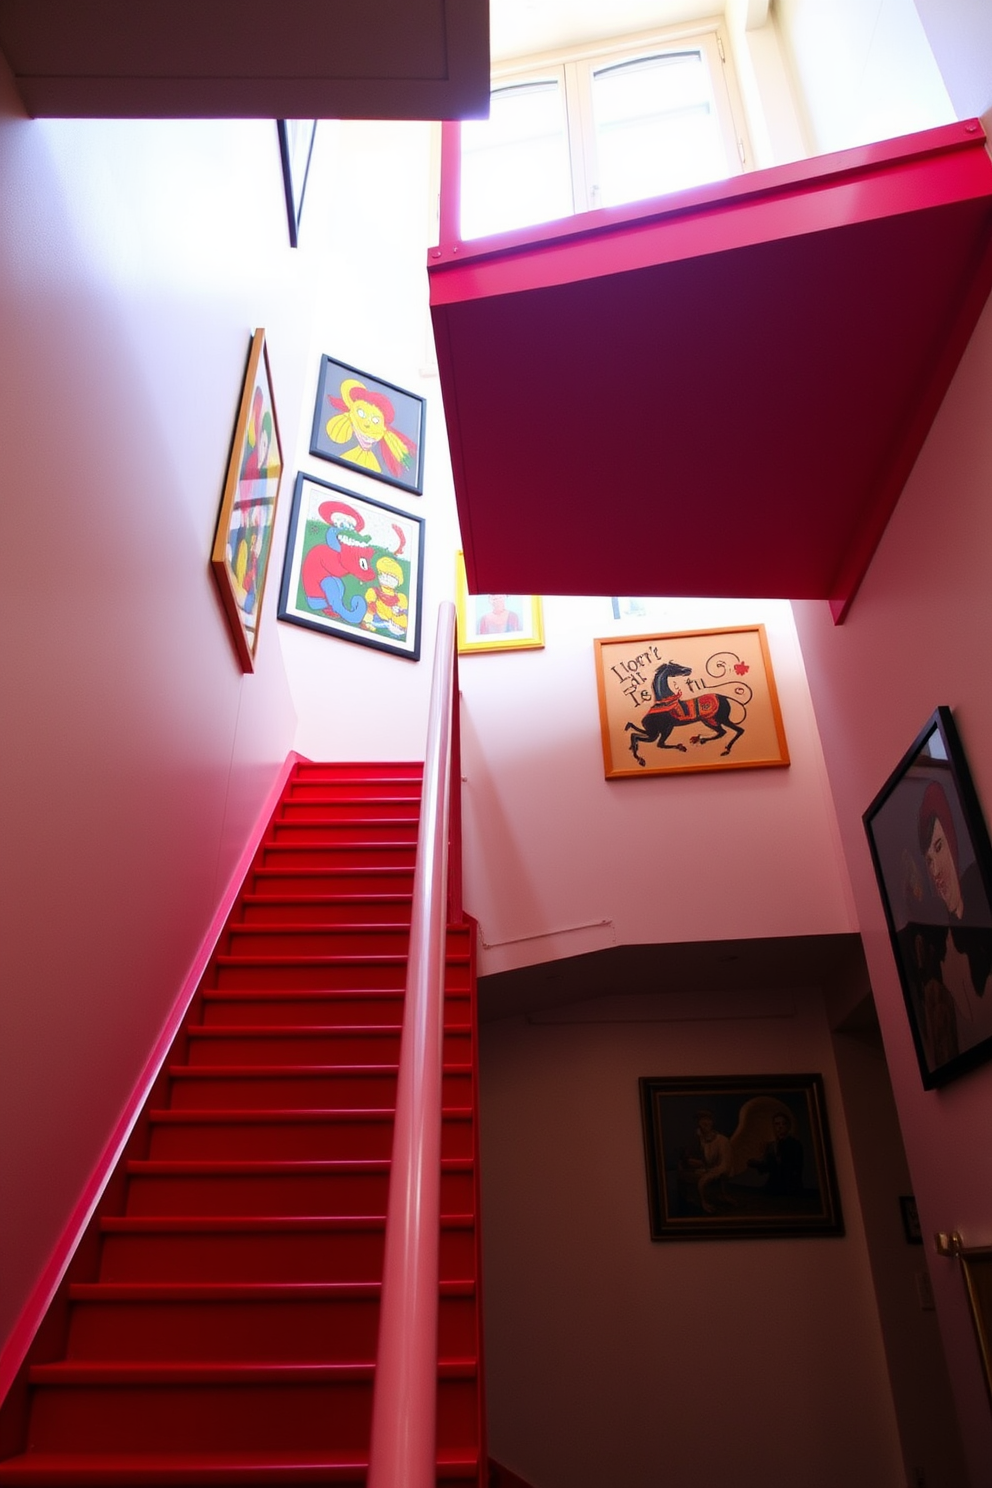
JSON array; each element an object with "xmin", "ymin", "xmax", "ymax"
[
  {"xmin": 477, "ymin": 934, "xmax": 870, "ymax": 1023},
  {"xmin": 0, "ymin": 0, "xmax": 491, "ymax": 119}
]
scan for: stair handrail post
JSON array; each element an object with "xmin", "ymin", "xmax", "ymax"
[{"xmin": 368, "ymin": 601, "xmax": 458, "ymax": 1488}]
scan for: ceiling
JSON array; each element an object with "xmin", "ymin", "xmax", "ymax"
[
  {"xmin": 430, "ymin": 119, "xmax": 992, "ymax": 620},
  {"xmin": 477, "ymin": 933, "xmax": 869, "ymax": 1022},
  {"xmin": 0, "ymin": 0, "xmax": 491, "ymax": 118}
]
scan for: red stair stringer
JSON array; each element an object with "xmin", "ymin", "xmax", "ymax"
[{"xmin": 0, "ymin": 760, "xmax": 485, "ymax": 1487}]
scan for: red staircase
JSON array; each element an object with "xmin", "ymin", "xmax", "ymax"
[{"xmin": 0, "ymin": 760, "xmax": 484, "ymax": 1486}]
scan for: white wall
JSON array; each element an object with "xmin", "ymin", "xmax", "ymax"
[
  {"xmin": 0, "ymin": 67, "xmax": 306, "ymax": 1354},
  {"xmin": 280, "ymin": 128, "xmax": 859, "ymax": 979},
  {"xmin": 479, "ymin": 991, "xmax": 904, "ymax": 1488},
  {"xmin": 774, "ymin": 0, "xmax": 954, "ymax": 153},
  {"xmin": 276, "ymin": 120, "xmax": 465, "ymax": 765},
  {"xmin": 459, "ymin": 595, "xmax": 856, "ymax": 977},
  {"xmin": 793, "ymin": 282, "xmax": 992, "ymax": 1488}
]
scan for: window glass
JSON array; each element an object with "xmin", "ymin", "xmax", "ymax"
[
  {"xmin": 460, "ymin": 80, "xmax": 573, "ymax": 239},
  {"xmin": 591, "ymin": 51, "xmax": 731, "ymax": 206}
]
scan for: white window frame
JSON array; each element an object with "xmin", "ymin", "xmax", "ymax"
[{"xmin": 487, "ymin": 20, "xmax": 752, "ymax": 220}]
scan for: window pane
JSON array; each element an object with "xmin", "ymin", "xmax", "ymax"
[
  {"xmin": 592, "ymin": 50, "xmax": 732, "ymax": 207},
  {"xmin": 460, "ymin": 80, "xmax": 573, "ymax": 239}
]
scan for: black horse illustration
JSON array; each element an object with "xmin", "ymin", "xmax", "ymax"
[{"xmin": 625, "ymin": 660, "xmax": 747, "ymax": 765}]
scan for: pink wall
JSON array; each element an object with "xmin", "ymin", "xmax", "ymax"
[
  {"xmin": 793, "ymin": 284, "xmax": 992, "ymax": 1485},
  {"xmin": 0, "ymin": 66, "xmax": 302, "ymax": 1353},
  {"xmin": 459, "ymin": 596, "xmax": 857, "ymax": 978},
  {"xmin": 479, "ymin": 990, "xmax": 904, "ymax": 1488}
]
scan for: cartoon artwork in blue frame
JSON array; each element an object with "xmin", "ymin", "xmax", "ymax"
[
  {"xmin": 310, "ymin": 354, "xmax": 425, "ymax": 495},
  {"xmin": 277, "ymin": 472, "xmax": 425, "ymax": 662}
]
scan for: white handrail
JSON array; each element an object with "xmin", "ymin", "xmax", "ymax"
[{"xmin": 367, "ymin": 602, "xmax": 458, "ymax": 1488}]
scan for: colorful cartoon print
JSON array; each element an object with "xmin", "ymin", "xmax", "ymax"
[
  {"xmin": 324, "ymin": 380, "xmax": 417, "ymax": 481},
  {"xmin": 278, "ymin": 474, "xmax": 424, "ymax": 662},
  {"xmin": 310, "ymin": 357, "xmax": 425, "ymax": 494}
]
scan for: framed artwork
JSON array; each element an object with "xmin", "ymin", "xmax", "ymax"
[
  {"xmin": 639, "ymin": 1073, "xmax": 844, "ymax": 1241},
  {"xmin": 454, "ymin": 552, "xmax": 544, "ymax": 654},
  {"xmin": 277, "ymin": 473, "xmax": 425, "ymax": 662},
  {"xmin": 863, "ymin": 706, "xmax": 992, "ymax": 1089},
  {"xmin": 310, "ymin": 354, "xmax": 425, "ymax": 494},
  {"xmin": 210, "ymin": 328, "xmax": 284, "ymax": 672},
  {"xmin": 593, "ymin": 625, "xmax": 789, "ymax": 779},
  {"xmin": 277, "ymin": 120, "xmax": 317, "ymax": 247}
]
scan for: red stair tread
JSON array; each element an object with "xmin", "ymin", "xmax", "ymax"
[{"xmin": 0, "ymin": 1451, "xmax": 479, "ymax": 1484}]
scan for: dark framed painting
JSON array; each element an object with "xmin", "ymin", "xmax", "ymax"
[
  {"xmin": 594, "ymin": 625, "xmax": 789, "ymax": 778},
  {"xmin": 310, "ymin": 354, "xmax": 425, "ymax": 494},
  {"xmin": 277, "ymin": 473, "xmax": 425, "ymax": 661},
  {"xmin": 277, "ymin": 120, "xmax": 317, "ymax": 247},
  {"xmin": 639, "ymin": 1074, "xmax": 844, "ymax": 1241},
  {"xmin": 863, "ymin": 707, "xmax": 992, "ymax": 1089},
  {"xmin": 210, "ymin": 328, "xmax": 284, "ymax": 672}
]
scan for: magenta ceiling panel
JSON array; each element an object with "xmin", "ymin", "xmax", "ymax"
[{"xmin": 429, "ymin": 121, "xmax": 992, "ymax": 620}]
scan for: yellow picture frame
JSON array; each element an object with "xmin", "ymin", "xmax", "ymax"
[{"xmin": 455, "ymin": 552, "xmax": 544, "ymax": 655}]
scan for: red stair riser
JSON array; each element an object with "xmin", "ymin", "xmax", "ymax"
[
  {"xmin": 269, "ymin": 822, "xmax": 419, "ymax": 846},
  {"xmin": 28, "ymin": 1376, "xmax": 376, "ymax": 1454},
  {"xmin": 209, "ymin": 959, "xmax": 472, "ymax": 993},
  {"xmin": 259, "ymin": 845, "xmax": 417, "ymax": 870},
  {"xmin": 165, "ymin": 1068, "xmax": 471, "ymax": 1111},
  {"xmin": 292, "ymin": 763, "xmax": 422, "ymax": 785},
  {"xmin": 239, "ymin": 896, "xmax": 414, "ymax": 926},
  {"xmin": 165, "ymin": 1069, "xmax": 401, "ymax": 1111},
  {"xmin": 97, "ymin": 1227, "xmax": 388, "ymax": 1285},
  {"xmin": 222, "ymin": 926, "xmax": 412, "ymax": 957},
  {"xmin": 97, "ymin": 1223, "xmax": 475, "ymax": 1284},
  {"xmin": 64, "ymin": 1289, "xmax": 477, "ymax": 1362},
  {"xmin": 250, "ymin": 868, "xmax": 416, "ymax": 896},
  {"xmin": 198, "ymin": 990, "xmax": 409, "ymax": 1027},
  {"xmin": 183, "ymin": 1027, "xmax": 470, "ymax": 1065},
  {"xmin": 28, "ymin": 1372, "xmax": 477, "ymax": 1455},
  {"xmin": 147, "ymin": 1112, "xmax": 396, "ymax": 1162},
  {"xmin": 286, "ymin": 776, "xmax": 422, "ymax": 799},
  {"xmin": 123, "ymin": 1165, "xmax": 474, "ymax": 1217},
  {"xmin": 279, "ymin": 800, "xmax": 421, "ymax": 823}
]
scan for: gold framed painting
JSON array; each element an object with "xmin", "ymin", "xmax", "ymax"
[
  {"xmin": 455, "ymin": 552, "xmax": 544, "ymax": 654},
  {"xmin": 594, "ymin": 625, "xmax": 789, "ymax": 779},
  {"xmin": 211, "ymin": 329, "xmax": 284, "ymax": 671}
]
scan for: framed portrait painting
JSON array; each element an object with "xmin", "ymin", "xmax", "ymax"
[
  {"xmin": 594, "ymin": 625, "xmax": 789, "ymax": 779},
  {"xmin": 210, "ymin": 328, "xmax": 284, "ymax": 672},
  {"xmin": 277, "ymin": 473, "xmax": 425, "ymax": 661},
  {"xmin": 863, "ymin": 707, "xmax": 992, "ymax": 1089},
  {"xmin": 639, "ymin": 1074, "xmax": 844, "ymax": 1241},
  {"xmin": 310, "ymin": 354, "xmax": 425, "ymax": 495},
  {"xmin": 454, "ymin": 552, "xmax": 544, "ymax": 654}
]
